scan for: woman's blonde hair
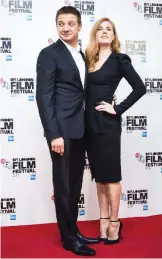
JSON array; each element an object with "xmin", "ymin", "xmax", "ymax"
[{"xmin": 85, "ymin": 18, "xmax": 120, "ymax": 71}]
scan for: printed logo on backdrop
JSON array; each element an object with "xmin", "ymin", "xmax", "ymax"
[
  {"xmin": 48, "ymin": 38, "xmax": 54, "ymax": 45},
  {"xmin": 0, "ymin": 118, "xmax": 14, "ymax": 142},
  {"xmin": 0, "ymin": 157, "xmax": 36, "ymax": 180},
  {"xmin": 0, "ymin": 0, "xmax": 32, "ymax": 21},
  {"xmin": 122, "ymin": 116, "xmax": 147, "ymax": 137},
  {"xmin": 78, "ymin": 194, "xmax": 85, "ymax": 216},
  {"xmin": 121, "ymin": 190, "xmax": 148, "ymax": 211},
  {"xmin": 133, "ymin": 2, "xmax": 162, "ymax": 25},
  {"xmin": 121, "ymin": 40, "xmax": 146, "ymax": 62},
  {"xmin": 128, "ymin": 190, "xmax": 148, "ymax": 210},
  {"xmin": 0, "ymin": 37, "xmax": 12, "ymax": 61},
  {"xmin": 0, "ymin": 77, "xmax": 35, "ymax": 100},
  {"xmin": 145, "ymin": 78, "xmax": 162, "ymax": 100},
  {"xmin": 64, "ymin": 0, "xmax": 95, "ymax": 22},
  {"xmin": 135, "ymin": 152, "xmax": 162, "ymax": 173},
  {"xmin": 0, "ymin": 198, "xmax": 16, "ymax": 220}
]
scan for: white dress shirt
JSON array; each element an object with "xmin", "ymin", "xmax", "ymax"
[{"xmin": 60, "ymin": 39, "xmax": 85, "ymax": 88}]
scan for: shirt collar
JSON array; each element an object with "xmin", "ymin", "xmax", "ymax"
[{"xmin": 60, "ymin": 38, "xmax": 81, "ymax": 53}]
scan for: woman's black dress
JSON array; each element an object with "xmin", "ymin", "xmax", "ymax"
[{"xmin": 85, "ymin": 53, "xmax": 146, "ymax": 183}]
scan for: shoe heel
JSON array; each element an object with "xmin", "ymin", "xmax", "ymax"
[{"xmin": 104, "ymin": 219, "xmax": 122, "ymax": 245}]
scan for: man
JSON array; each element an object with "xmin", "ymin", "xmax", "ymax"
[{"xmin": 36, "ymin": 6, "xmax": 99, "ymax": 256}]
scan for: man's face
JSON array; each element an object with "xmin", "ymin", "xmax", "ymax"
[{"xmin": 56, "ymin": 14, "xmax": 82, "ymax": 43}]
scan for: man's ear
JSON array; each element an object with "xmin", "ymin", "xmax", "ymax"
[{"xmin": 78, "ymin": 23, "xmax": 82, "ymax": 32}]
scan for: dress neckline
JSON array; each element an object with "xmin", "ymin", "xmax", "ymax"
[{"xmin": 89, "ymin": 52, "xmax": 113, "ymax": 74}]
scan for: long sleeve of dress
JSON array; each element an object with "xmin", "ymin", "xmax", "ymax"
[{"xmin": 114, "ymin": 54, "xmax": 146, "ymax": 115}]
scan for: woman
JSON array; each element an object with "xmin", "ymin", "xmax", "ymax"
[{"xmin": 85, "ymin": 18, "xmax": 146, "ymax": 244}]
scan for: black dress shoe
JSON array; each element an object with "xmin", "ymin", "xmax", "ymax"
[
  {"xmin": 63, "ymin": 240, "xmax": 96, "ymax": 256},
  {"xmin": 77, "ymin": 232, "xmax": 100, "ymax": 244}
]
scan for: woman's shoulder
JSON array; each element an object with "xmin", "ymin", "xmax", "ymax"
[{"xmin": 112, "ymin": 52, "xmax": 132, "ymax": 63}]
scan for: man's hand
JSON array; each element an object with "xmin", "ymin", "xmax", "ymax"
[{"xmin": 51, "ymin": 137, "xmax": 64, "ymax": 156}]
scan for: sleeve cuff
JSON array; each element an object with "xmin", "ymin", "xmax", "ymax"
[
  {"xmin": 113, "ymin": 104, "xmax": 123, "ymax": 116},
  {"xmin": 45, "ymin": 131, "xmax": 61, "ymax": 143}
]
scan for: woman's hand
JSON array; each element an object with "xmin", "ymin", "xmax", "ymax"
[{"xmin": 95, "ymin": 101, "xmax": 117, "ymax": 115}]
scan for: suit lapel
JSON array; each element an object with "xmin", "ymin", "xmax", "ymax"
[
  {"xmin": 56, "ymin": 40, "xmax": 87, "ymax": 91},
  {"xmin": 80, "ymin": 50, "xmax": 88, "ymax": 92},
  {"xmin": 56, "ymin": 39, "xmax": 82, "ymax": 83},
  {"xmin": 67, "ymin": 50, "xmax": 81, "ymax": 80}
]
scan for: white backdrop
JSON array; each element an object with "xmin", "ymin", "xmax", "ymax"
[{"xmin": 0, "ymin": 0, "xmax": 162, "ymax": 226}]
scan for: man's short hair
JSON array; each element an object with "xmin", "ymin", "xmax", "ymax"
[{"xmin": 56, "ymin": 6, "xmax": 82, "ymax": 25}]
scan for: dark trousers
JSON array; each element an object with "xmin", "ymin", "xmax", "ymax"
[{"xmin": 49, "ymin": 137, "xmax": 85, "ymax": 241}]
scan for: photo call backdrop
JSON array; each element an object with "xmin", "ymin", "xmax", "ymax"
[{"xmin": 0, "ymin": 0, "xmax": 162, "ymax": 227}]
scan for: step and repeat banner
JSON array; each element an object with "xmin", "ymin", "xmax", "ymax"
[{"xmin": 0, "ymin": 0, "xmax": 162, "ymax": 226}]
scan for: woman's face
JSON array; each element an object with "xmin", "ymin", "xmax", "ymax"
[{"xmin": 96, "ymin": 20, "xmax": 115, "ymax": 46}]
